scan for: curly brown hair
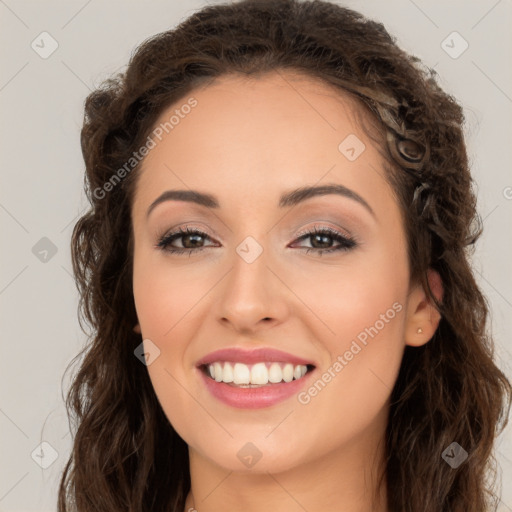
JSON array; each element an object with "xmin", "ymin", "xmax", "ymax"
[{"xmin": 59, "ymin": 0, "xmax": 512, "ymax": 510}]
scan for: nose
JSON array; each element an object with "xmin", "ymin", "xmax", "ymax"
[{"xmin": 214, "ymin": 242, "xmax": 290, "ymax": 335}]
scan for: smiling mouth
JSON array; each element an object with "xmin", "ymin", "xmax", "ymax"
[{"xmin": 201, "ymin": 361, "xmax": 316, "ymax": 387}]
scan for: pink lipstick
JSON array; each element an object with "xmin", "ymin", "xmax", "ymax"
[{"xmin": 197, "ymin": 347, "xmax": 316, "ymax": 409}]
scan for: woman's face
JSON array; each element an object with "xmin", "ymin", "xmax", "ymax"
[{"xmin": 131, "ymin": 71, "xmax": 423, "ymax": 474}]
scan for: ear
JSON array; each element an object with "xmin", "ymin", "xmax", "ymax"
[
  {"xmin": 133, "ymin": 323, "xmax": 141, "ymax": 334},
  {"xmin": 404, "ymin": 268, "xmax": 443, "ymax": 347}
]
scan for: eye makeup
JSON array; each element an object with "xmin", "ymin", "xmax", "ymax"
[{"xmin": 155, "ymin": 224, "xmax": 357, "ymax": 256}]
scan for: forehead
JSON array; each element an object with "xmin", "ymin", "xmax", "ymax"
[{"xmin": 132, "ymin": 70, "xmax": 393, "ymax": 215}]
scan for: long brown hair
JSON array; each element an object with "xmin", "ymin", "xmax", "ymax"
[{"xmin": 59, "ymin": 0, "xmax": 511, "ymax": 510}]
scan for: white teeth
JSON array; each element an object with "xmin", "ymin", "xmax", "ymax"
[
  {"xmin": 206, "ymin": 361, "xmax": 309, "ymax": 386},
  {"xmin": 282, "ymin": 363, "xmax": 294, "ymax": 383},
  {"xmin": 268, "ymin": 363, "xmax": 283, "ymax": 383},
  {"xmin": 233, "ymin": 363, "xmax": 250, "ymax": 385},
  {"xmin": 251, "ymin": 363, "xmax": 268, "ymax": 385},
  {"xmin": 222, "ymin": 362, "xmax": 234, "ymax": 383},
  {"xmin": 214, "ymin": 362, "xmax": 223, "ymax": 382}
]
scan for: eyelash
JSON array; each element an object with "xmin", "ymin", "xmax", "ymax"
[{"xmin": 155, "ymin": 225, "xmax": 357, "ymax": 256}]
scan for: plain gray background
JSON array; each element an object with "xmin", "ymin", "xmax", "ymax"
[{"xmin": 1, "ymin": 0, "xmax": 511, "ymax": 510}]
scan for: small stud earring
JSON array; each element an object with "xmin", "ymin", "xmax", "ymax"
[{"xmin": 417, "ymin": 327, "xmax": 423, "ymax": 334}]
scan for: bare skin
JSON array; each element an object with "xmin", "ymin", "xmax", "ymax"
[{"xmin": 130, "ymin": 70, "xmax": 442, "ymax": 512}]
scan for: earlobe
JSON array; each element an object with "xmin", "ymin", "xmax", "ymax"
[
  {"xmin": 405, "ymin": 269, "xmax": 443, "ymax": 347},
  {"xmin": 133, "ymin": 323, "xmax": 141, "ymax": 334}
]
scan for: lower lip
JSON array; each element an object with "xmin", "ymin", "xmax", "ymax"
[{"xmin": 199, "ymin": 368, "xmax": 315, "ymax": 409}]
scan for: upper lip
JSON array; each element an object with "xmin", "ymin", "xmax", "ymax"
[{"xmin": 196, "ymin": 347, "xmax": 316, "ymax": 367}]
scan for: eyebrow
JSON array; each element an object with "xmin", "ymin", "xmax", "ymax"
[{"xmin": 146, "ymin": 183, "xmax": 375, "ymax": 218}]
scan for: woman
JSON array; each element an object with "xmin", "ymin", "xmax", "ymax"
[{"xmin": 58, "ymin": 0, "xmax": 511, "ymax": 510}]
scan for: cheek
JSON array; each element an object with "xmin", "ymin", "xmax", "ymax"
[
  {"xmin": 293, "ymin": 243, "xmax": 407, "ymax": 349},
  {"xmin": 132, "ymin": 250, "xmax": 211, "ymax": 342},
  {"xmin": 132, "ymin": 257, "xmax": 212, "ymax": 437},
  {"xmin": 132, "ymin": 250, "xmax": 218, "ymax": 409},
  {"xmin": 290, "ymin": 244, "xmax": 408, "ymax": 416}
]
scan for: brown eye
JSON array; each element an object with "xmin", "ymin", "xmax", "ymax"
[
  {"xmin": 156, "ymin": 227, "xmax": 216, "ymax": 254},
  {"xmin": 292, "ymin": 226, "xmax": 357, "ymax": 255}
]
